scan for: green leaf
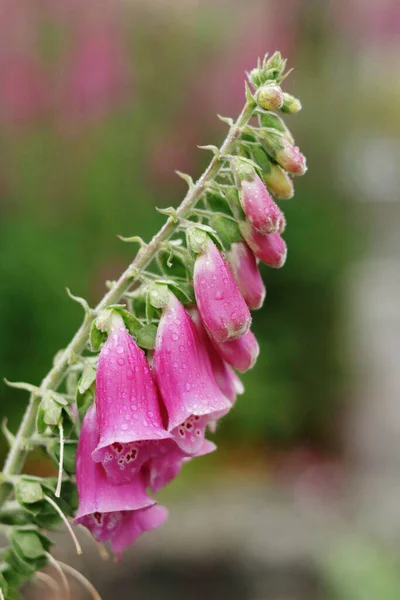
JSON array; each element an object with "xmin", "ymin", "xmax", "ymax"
[
  {"xmin": 49, "ymin": 440, "xmax": 77, "ymax": 475},
  {"xmin": 90, "ymin": 320, "xmax": 107, "ymax": 352},
  {"xmin": 136, "ymin": 324, "xmax": 158, "ymax": 350},
  {"xmin": 158, "ymin": 249, "xmax": 188, "ymax": 279},
  {"xmin": 3, "ymin": 548, "xmax": 34, "ymax": 579},
  {"xmin": 206, "ymin": 191, "xmax": 233, "ymax": 216},
  {"xmin": 11, "ymin": 531, "xmax": 45, "ymax": 560},
  {"xmin": 209, "ymin": 215, "xmax": 242, "ymax": 250},
  {"xmin": 15, "ymin": 480, "xmax": 43, "ymax": 505}
]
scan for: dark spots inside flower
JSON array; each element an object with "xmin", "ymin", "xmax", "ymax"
[
  {"xmin": 194, "ymin": 415, "xmax": 200, "ymax": 421},
  {"xmin": 125, "ymin": 448, "xmax": 138, "ymax": 463},
  {"xmin": 178, "ymin": 427, "xmax": 185, "ymax": 437},
  {"xmin": 186, "ymin": 422, "xmax": 193, "ymax": 430},
  {"xmin": 118, "ymin": 458, "xmax": 125, "ymax": 465},
  {"xmin": 93, "ymin": 512, "xmax": 103, "ymax": 525},
  {"xmin": 195, "ymin": 429, "xmax": 201, "ymax": 436},
  {"xmin": 112, "ymin": 442, "xmax": 123, "ymax": 454}
]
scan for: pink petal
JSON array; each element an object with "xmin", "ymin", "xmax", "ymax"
[
  {"xmin": 93, "ymin": 325, "xmax": 170, "ymax": 468},
  {"xmin": 227, "ymin": 241, "xmax": 266, "ymax": 310},
  {"xmin": 194, "ymin": 237, "xmax": 251, "ymax": 342},
  {"xmin": 154, "ymin": 293, "xmax": 231, "ymax": 453},
  {"xmin": 240, "ymin": 173, "xmax": 285, "ymax": 234},
  {"xmin": 74, "ymin": 405, "xmax": 154, "ymax": 520},
  {"xmin": 213, "ymin": 330, "xmax": 260, "ymax": 373},
  {"xmin": 240, "ymin": 222, "xmax": 287, "ymax": 268}
]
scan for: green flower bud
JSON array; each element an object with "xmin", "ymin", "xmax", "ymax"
[
  {"xmin": 263, "ymin": 163, "xmax": 294, "ymax": 199},
  {"xmin": 280, "ymin": 92, "xmax": 302, "ymax": 114},
  {"xmin": 256, "ymin": 84, "xmax": 284, "ymax": 111}
]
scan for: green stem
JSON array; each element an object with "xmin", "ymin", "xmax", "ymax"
[{"xmin": 0, "ymin": 96, "xmax": 256, "ymax": 507}]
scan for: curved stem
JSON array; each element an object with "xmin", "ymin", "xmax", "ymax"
[{"xmin": 0, "ymin": 96, "xmax": 256, "ymax": 507}]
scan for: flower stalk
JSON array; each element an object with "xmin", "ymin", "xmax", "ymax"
[
  {"xmin": 0, "ymin": 51, "xmax": 307, "ymax": 597},
  {"xmin": 0, "ymin": 95, "xmax": 256, "ymax": 507}
]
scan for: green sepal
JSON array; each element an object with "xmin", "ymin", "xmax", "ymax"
[
  {"xmin": 5, "ymin": 588, "xmax": 23, "ymax": 600},
  {"xmin": 251, "ymin": 146, "xmax": 272, "ymax": 175},
  {"xmin": 78, "ymin": 364, "xmax": 96, "ymax": 395},
  {"xmin": 90, "ymin": 319, "xmax": 107, "ymax": 352},
  {"xmin": 187, "ymin": 225, "xmax": 223, "ymax": 254},
  {"xmin": 208, "ymin": 215, "xmax": 242, "ymax": 250},
  {"xmin": 148, "ymin": 284, "xmax": 170, "ymax": 309},
  {"xmin": 0, "ymin": 505, "xmax": 31, "ymax": 527},
  {"xmin": 36, "ymin": 393, "xmax": 62, "ymax": 434},
  {"xmin": 15, "ymin": 480, "xmax": 43, "ymax": 505},
  {"xmin": 152, "ymin": 280, "xmax": 194, "ymax": 305},
  {"xmin": 258, "ymin": 111, "xmax": 293, "ymax": 142},
  {"xmin": 0, "ymin": 573, "xmax": 8, "ymax": 598},
  {"xmin": 106, "ymin": 305, "xmax": 142, "ymax": 334},
  {"xmin": 145, "ymin": 293, "xmax": 155, "ymax": 323},
  {"xmin": 76, "ymin": 382, "xmax": 94, "ymax": 423},
  {"xmin": 3, "ymin": 548, "xmax": 36, "ymax": 580},
  {"xmin": 136, "ymin": 324, "xmax": 158, "ymax": 350},
  {"xmin": 166, "ymin": 280, "xmax": 194, "ymax": 304}
]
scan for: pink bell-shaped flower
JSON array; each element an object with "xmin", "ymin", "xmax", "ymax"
[
  {"xmin": 240, "ymin": 222, "xmax": 287, "ymax": 268},
  {"xmin": 78, "ymin": 505, "xmax": 168, "ymax": 560},
  {"xmin": 231, "ymin": 157, "xmax": 285, "ymax": 234},
  {"xmin": 226, "ymin": 241, "xmax": 266, "ymax": 310},
  {"xmin": 154, "ymin": 292, "xmax": 231, "ymax": 454},
  {"xmin": 190, "ymin": 307, "xmax": 244, "ymax": 404},
  {"xmin": 74, "ymin": 405, "xmax": 167, "ymax": 557},
  {"xmin": 213, "ymin": 330, "xmax": 260, "ymax": 373},
  {"xmin": 92, "ymin": 318, "xmax": 171, "ymax": 483},
  {"xmin": 193, "ymin": 235, "xmax": 251, "ymax": 342}
]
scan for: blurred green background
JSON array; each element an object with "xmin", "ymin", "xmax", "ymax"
[{"xmin": 1, "ymin": 1, "xmax": 400, "ymax": 598}]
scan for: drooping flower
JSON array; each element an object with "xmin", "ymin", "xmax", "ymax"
[
  {"xmin": 145, "ymin": 439, "xmax": 216, "ymax": 494},
  {"xmin": 259, "ymin": 131, "xmax": 307, "ymax": 176},
  {"xmin": 78, "ymin": 504, "xmax": 168, "ymax": 560},
  {"xmin": 74, "ymin": 405, "xmax": 167, "ymax": 557},
  {"xmin": 231, "ymin": 157, "xmax": 285, "ymax": 234},
  {"xmin": 226, "ymin": 241, "xmax": 266, "ymax": 310},
  {"xmin": 240, "ymin": 221, "xmax": 287, "ymax": 268},
  {"xmin": 192, "ymin": 235, "xmax": 251, "ymax": 342},
  {"xmin": 262, "ymin": 163, "xmax": 294, "ymax": 200},
  {"xmin": 190, "ymin": 307, "xmax": 244, "ymax": 404},
  {"xmin": 275, "ymin": 139, "xmax": 307, "ymax": 176},
  {"xmin": 213, "ymin": 330, "xmax": 260, "ymax": 373},
  {"xmin": 154, "ymin": 292, "xmax": 231, "ymax": 454},
  {"xmin": 92, "ymin": 319, "xmax": 171, "ymax": 483}
]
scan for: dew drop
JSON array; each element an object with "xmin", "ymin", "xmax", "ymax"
[{"xmin": 116, "ymin": 345, "xmax": 124, "ymax": 354}]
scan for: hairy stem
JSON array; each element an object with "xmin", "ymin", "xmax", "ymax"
[{"xmin": 0, "ymin": 96, "xmax": 256, "ymax": 507}]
